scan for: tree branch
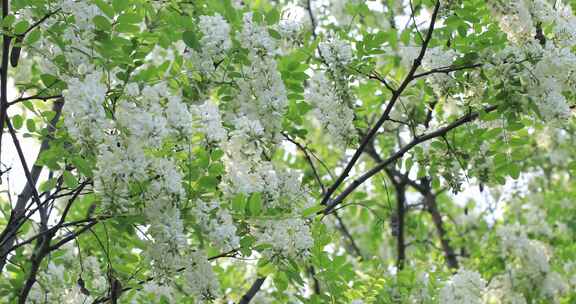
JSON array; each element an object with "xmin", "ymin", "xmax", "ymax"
[
  {"xmin": 323, "ymin": 105, "xmax": 498, "ymax": 214},
  {"xmin": 283, "ymin": 133, "xmax": 326, "ymax": 194},
  {"xmin": 333, "ymin": 212, "xmax": 363, "ymax": 259},
  {"xmin": 320, "ymin": 0, "xmax": 441, "ymax": 207},
  {"xmin": 420, "ymin": 179, "xmax": 459, "ymax": 269},
  {"xmin": 366, "ymin": 144, "xmax": 460, "ymax": 269},
  {"xmin": 413, "ymin": 63, "xmax": 483, "ymax": 79},
  {"xmin": 238, "ymin": 277, "xmax": 266, "ymax": 304},
  {"xmin": 0, "ymin": 0, "xmax": 12, "ymax": 169},
  {"xmin": 0, "ymin": 100, "xmax": 64, "ymax": 272}
]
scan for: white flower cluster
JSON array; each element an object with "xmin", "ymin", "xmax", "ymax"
[
  {"xmin": 318, "ymin": 35, "xmax": 353, "ymax": 68},
  {"xmin": 193, "ymin": 200, "xmax": 240, "ymax": 252},
  {"xmin": 216, "ymin": 11, "xmax": 310, "ymax": 212},
  {"xmin": 144, "ymin": 205, "xmax": 188, "ymax": 276},
  {"xmin": 199, "ymin": 14, "xmax": 232, "ymax": 58},
  {"xmin": 54, "ymin": 0, "xmax": 106, "ymax": 72},
  {"xmin": 60, "ymin": 0, "xmax": 101, "ymax": 31},
  {"xmin": 31, "ymin": 7, "xmax": 212, "ymax": 298},
  {"xmin": 488, "ymin": 0, "xmax": 535, "ymax": 44},
  {"xmin": 145, "ymin": 44, "xmax": 182, "ymax": 68},
  {"xmin": 62, "ymin": 66, "xmax": 221, "ymax": 302},
  {"xmin": 183, "ymin": 251, "xmax": 221, "ymax": 302},
  {"xmin": 91, "ymin": 83, "xmax": 190, "ymax": 212},
  {"xmin": 62, "ymin": 71, "xmax": 111, "ymax": 146},
  {"xmin": 255, "ymin": 218, "xmax": 314, "ymax": 259},
  {"xmin": 28, "ymin": 247, "xmax": 105, "ymax": 304},
  {"xmin": 140, "ymin": 282, "xmax": 174, "ymax": 302},
  {"xmin": 236, "ymin": 55, "xmax": 288, "ymax": 136},
  {"xmin": 439, "ymin": 269, "xmax": 486, "ymax": 304},
  {"xmin": 488, "ymin": 0, "xmax": 576, "ymax": 121},
  {"xmin": 498, "ymin": 225, "xmax": 550, "ymax": 275},
  {"xmin": 241, "ymin": 13, "xmax": 277, "ymax": 55},
  {"xmin": 226, "ymin": 13, "xmax": 289, "ymax": 139},
  {"xmin": 527, "ymin": 45, "xmax": 576, "ymax": 120},
  {"xmin": 222, "ymin": 157, "xmax": 312, "ymax": 211},
  {"xmin": 496, "ymin": 224, "xmax": 569, "ymax": 301},
  {"xmin": 190, "ymin": 14, "xmax": 233, "ymax": 73},
  {"xmin": 193, "ymin": 101, "xmax": 228, "ymax": 143},
  {"xmin": 422, "ymin": 47, "xmax": 458, "ymax": 95},
  {"xmin": 306, "ymin": 71, "xmax": 355, "ymax": 146},
  {"xmin": 277, "ymin": 18, "xmax": 303, "ymax": 41}
]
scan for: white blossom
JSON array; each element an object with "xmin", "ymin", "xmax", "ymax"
[
  {"xmin": 439, "ymin": 270, "xmax": 486, "ymax": 304},
  {"xmin": 236, "ymin": 54, "xmax": 288, "ymax": 136},
  {"xmin": 60, "ymin": 0, "xmax": 102, "ymax": 31},
  {"xmin": 193, "ymin": 200, "xmax": 240, "ymax": 251},
  {"xmin": 255, "ymin": 218, "xmax": 314, "ymax": 259},
  {"xmin": 497, "ymin": 225, "xmax": 550, "ymax": 274},
  {"xmin": 199, "ymin": 14, "xmax": 232, "ymax": 58},
  {"xmin": 306, "ymin": 71, "xmax": 355, "ymax": 146},
  {"xmin": 193, "ymin": 101, "xmax": 228, "ymax": 142},
  {"xmin": 241, "ymin": 13, "xmax": 277, "ymax": 55},
  {"xmin": 165, "ymin": 95, "xmax": 192, "ymax": 134},
  {"xmin": 183, "ymin": 251, "xmax": 221, "ymax": 302},
  {"xmin": 488, "ymin": 0, "xmax": 535, "ymax": 44},
  {"xmin": 277, "ymin": 18, "xmax": 303, "ymax": 41},
  {"xmin": 319, "ymin": 35, "xmax": 353, "ymax": 67},
  {"xmin": 63, "ymin": 71, "xmax": 111, "ymax": 146},
  {"xmin": 540, "ymin": 271, "xmax": 569, "ymax": 300}
]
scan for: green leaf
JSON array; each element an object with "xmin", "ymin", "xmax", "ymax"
[
  {"xmin": 268, "ymin": 28, "xmax": 281, "ymax": 40},
  {"xmin": 265, "ymin": 8, "xmax": 280, "ymax": 25},
  {"xmin": 39, "ymin": 178, "xmax": 58, "ymax": 192},
  {"xmin": 63, "ymin": 171, "xmax": 78, "ymax": 188},
  {"xmin": 507, "ymin": 122, "xmax": 524, "ymax": 131},
  {"xmin": 72, "ymin": 156, "xmax": 93, "ymax": 177},
  {"xmin": 115, "ymin": 23, "xmax": 140, "ymax": 33},
  {"xmin": 93, "ymin": 0, "xmax": 115, "ymax": 18},
  {"xmin": 182, "ymin": 31, "xmax": 200, "ymax": 49},
  {"xmin": 1, "ymin": 15, "xmax": 15, "ymax": 28},
  {"xmin": 301, "ymin": 205, "xmax": 324, "ymax": 217},
  {"xmin": 26, "ymin": 119, "xmax": 36, "ymax": 133},
  {"xmin": 12, "ymin": 115, "xmax": 22, "ymax": 129},
  {"xmin": 248, "ymin": 193, "xmax": 262, "ymax": 216},
  {"xmin": 117, "ymin": 13, "xmax": 141, "ymax": 25},
  {"xmin": 508, "ymin": 163, "xmax": 520, "ymax": 179},
  {"xmin": 457, "ymin": 24, "xmax": 468, "ymax": 37},
  {"xmin": 210, "ymin": 149, "xmax": 224, "ymax": 160},
  {"xmin": 198, "ymin": 176, "xmax": 218, "ymax": 189},
  {"xmin": 13, "ymin": 20, "xmax": 29, "ymax": 35},
  {"xmin": 25, "ymin": 29, "xmax": 41, "ymax": 45},
  {"xmin": 112, "ymin": 0, "xmax": 129, "ymax": 12},
  {"xmin": 93, "ymin": 15, "xmax": 112, "ymax": 31},
  {"xmin": 232, "ymin": 194, "xmax": 246, "ymax": 213},
  {"xmin": 40, "ymin": 74, "xmax": 59, "ymax": 88}
]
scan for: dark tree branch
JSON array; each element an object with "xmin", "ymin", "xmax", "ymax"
[
  {"xmin": 18, "ymin": 181, "xmax": 88, "ymax": 303},
  {"xmin": 8, "ymin": 94, "xmax": 62, "ymax": 106},
  {"xmin": 366, "ymin": 143, "xmax": 460, "ymax": 269},
  {"xmin": 420, "ymin": 179, "xmax": 459, "ymax": 269},
  {"xmin": 0, "ymin": 0, "xmax": 12, "ymax": 168},
  {"xmin": 305, "ymin": 0, "xmax": 317, "ymax": 39},
  {"xmin": 413, "ymin": 63, "xmax": 483, "ymax": 79},
  {"xmin": 333, "ymin": 212, "xmax": 363, "ymax": 259},
  {"xmin": 91, "ymin": 249, "xmax": 239, "ymax": 304},
  {"xmin": 0, "ymin": 100, "xmax": 64, "ymax": 272},
  {"xmin": 238, "ymin": 277, "xmax": 266, "ymax": 304},
  {"xmin": 308, "ymin": 266, "xmax": 321, "ymax": 294},
  {"xmin": 283, "ymin": 133, "xmax": 326, "ymax": 194},
  {"xmin": 323, "ymin": 105, "xmax": 498, "ymax": 214},
  {"xmin": 386, "ymin": 169, "xmax": 407, "ymax": 270},
  {"xmin": 320, "ymin": 1, "xmax": 441, "ymax": 207}
]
